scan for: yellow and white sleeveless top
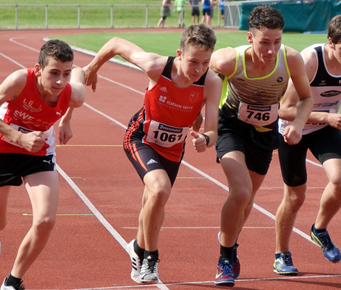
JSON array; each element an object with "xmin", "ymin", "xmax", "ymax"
[{"xmin": 220, "ymin": 44, "xmax": 290, "ymax": 132}]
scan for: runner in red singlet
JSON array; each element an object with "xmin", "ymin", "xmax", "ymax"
[
  {"xmin": 0, "ymin": 40, "xmax": 86, "ymax": 290},
  {"xmin": 84, "ymin": 24, "xmax": 221, "ymax": 284}
]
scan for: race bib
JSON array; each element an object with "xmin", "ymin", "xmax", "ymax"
[
  {"xmin": 146, "ymin": 120, "xmax": 189, "ymax": 148},
  {"xmin": 238, "ymin": 101, "xmax": 279, "ymax": 126}
]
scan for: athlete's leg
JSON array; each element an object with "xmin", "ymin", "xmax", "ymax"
[
  {"xmin": 10, "ymin": 170, "xmax": 59, "ymax": 279},
  {"xmin": 0, "ymin": 186, "xmax": 10, "ymax": 231},
  {"xmin": 219, "ymin": 151, "xmax": 265, "ymax": 248},
  {"xmin": 315, "ymin": 158, "xmax": 341, "ymax": 229},
  {"xmin": 139, "ymin": 169, "xmax": 171, "ymax": 252},
  {"xmin": 275, "ymin": 184, "xmax": 306, "ymax": 253}
]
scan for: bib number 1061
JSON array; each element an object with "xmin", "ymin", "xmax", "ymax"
[{"xmin": 146, "ymin": 120, "xmax": 189, "ymax": 148}]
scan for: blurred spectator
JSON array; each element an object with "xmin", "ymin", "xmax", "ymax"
[
  {"xmin": 202, "ymin": 0, "xmax": 213, "ymax": 26},
  {"xmin": 189, "ymin": 0, "xmax": 201, "ymax": 24},
  {"xmin": 158, "ymin": 0, "xmax": 172, "ymax": 28},
  {"xmin": 175, "ymin": 0, "xmax": 188, "ymax": 28}
]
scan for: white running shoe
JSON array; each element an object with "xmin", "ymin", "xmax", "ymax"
[
  {"xmin": 1, "ymin": 279, "xmax": 25, "ymax": 290},
  {"xmin": 140, "ymin": 256, "xmax": 159, "ymax": 284},
  {"xmin": 126, "ymin": 240, "xmax": 142, "ymax": 284}
]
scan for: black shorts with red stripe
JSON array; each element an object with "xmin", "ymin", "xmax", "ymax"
[{"xmin": 124, "ymin": 138, "xmax": 181, "ymax": 186}]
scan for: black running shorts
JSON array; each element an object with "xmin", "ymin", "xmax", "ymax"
[
  {"xmin": 215, "ymin": 110, "xmax": 278, "ymax": 175},
  {"xmin": 0, "ymin": 153, "xmax": 56, "ymax": 187},
  {"xmin": 278, "ymin": 125, "xmax": 341, "ymax": 187}
]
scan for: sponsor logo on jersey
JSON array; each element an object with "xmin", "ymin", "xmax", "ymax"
[
  {"xmin": 189, "ymin": 91, "xmax": 199, "ymax": 103},
  {"xmin": 320, "ymin": 90, "xmax": 341, "ymax": 97},
  {"xmin": 22, "ymin": 99, "xmax": 42, "ymax": 113},
  {"xmin": 159, "ymin": 95, "xmax": 167, "ymax": 103}
]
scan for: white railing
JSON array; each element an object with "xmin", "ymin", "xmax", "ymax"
[{"xmin": 0, "ymin": 4, "xmax": 231, "ymax": 30}]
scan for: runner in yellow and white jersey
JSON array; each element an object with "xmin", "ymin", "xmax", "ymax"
[{"xmin": 209, "ymin": 5, "xmax": 313, "ymax": 287}]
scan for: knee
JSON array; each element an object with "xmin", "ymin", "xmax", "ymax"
[
  {"xmin": 147, "ymin": 184, "xmax": 171, "ymax": 207},
  {"xmin": 330, "ymin": 179, "xmax": 341, "ymax": 194},
  {"xmin": 33, "ymin": 217, "xmax": 56, "ymax": 235},
  {"xmin": 228, "ymin": 187, "xmax": 252, "ymax": 208},
  {"xmin": 286, "ymin": 186, "xmax": 306, "ymax": 209}
]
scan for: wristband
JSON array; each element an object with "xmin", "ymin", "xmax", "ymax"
[{"xmin": 202, "ymin": 133, "xmax": 210, "ymax": 146}]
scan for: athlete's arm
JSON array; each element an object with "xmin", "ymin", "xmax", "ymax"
[
  {"xmin": 191, "ymin": 69, "xmax": 221, "ymax": 152},
  {"xmin": 0, "ymin": 69, "xmax": 46, "ymax": 152},
  {"xmin": 58, "ymin": 67, "xmax": 86, "ymax": 145},
  {"xmin": 279, "ymin": 47, "xmax": 315, "ymax": 122},
  {"xmin": 209, "ymin": 47, "xmax": 236, "ymax": 77},
  {"xmin": 84, "ymin": 37, "xmax": 166, "ymax": 92},
  {"xmin": 280, "ymin": 46, "xmax": 313, "ymax": 144},
  {"xmin": 69, "ymin": 67, "xmax": 86, "ymax": 108}
]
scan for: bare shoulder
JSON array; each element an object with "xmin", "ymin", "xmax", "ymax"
[
  {"xmin": 284, "ymin": 46, "xmax": 306, "ymax": 74},
  {"xmin": 285, "ymin": 45, "xmax": 306, "ymax": 65},
  {"xmin": 206, "ymin": 68, "xmax": 222, "ymax": 86},
  {"xmin": 203, "ymin": 68, "xmax": 222, "ymax": 101},
  {"xmin": 138, "ymin": 53, "xmax": 168, "ymax": 80},
  {"xmin": 0, "ymin": 69, "xmax": 27, "ymax": 100},
  {"xmin": 210, "ymin": 47, "xmax": 236, "ymax": 76}
]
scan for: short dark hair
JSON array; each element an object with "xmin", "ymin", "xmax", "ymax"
[
  {"xmin": 248, "ymin": 5, "xmax": 284, "ymax": 32},
  {"xmin": 328, "ymin": 15, "xmax": 341, "ymax": 44},
  {"xmin": 180, "ymin": 23, "xmax": 216, "ymax": 52},
  {"xmin": 38, "ymin": 39, "xmax": 74, "ymax": 69}
]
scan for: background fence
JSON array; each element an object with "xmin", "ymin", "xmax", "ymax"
[
  {"xmin": 0, "ymin": 4, "xmax": 228, "ymax": 30},
  {"xmin": 0, "ymin": 1, "xmax": 337, "ymax": 31}
]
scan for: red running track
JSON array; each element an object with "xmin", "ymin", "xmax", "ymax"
[{"xmin": 0, "ymin": 29, "xmax": 340, "ymax": 290}]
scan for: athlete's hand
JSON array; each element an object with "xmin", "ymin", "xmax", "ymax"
[
  {"xmin": 191, "ymin": 131, "xmax": 206, "ymax": 152},
  {"xmin": 83, "ymin": 64, "xmax": 98, "ymax": 92},
  {"xmin": 18, "ymin": 131, "xmax": 46, "ymax": 153},
  {"xmin": 282, "ymin": 125, "xmax": 302, "ymax": 145},
  {"xmin": 58, "ymin": 121, "xmax": 73, "ymax": 145},
  {"xmin": 327, "ymin": 113, "xmax": 341, "ymax": 130}
]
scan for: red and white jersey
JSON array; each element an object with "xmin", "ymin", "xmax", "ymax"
[
  {"xmin": 125, "ymin": 57, "xmax": 207, "ymax": 162},
  {"xmin": 0, "ymin": 68, "xmax": 71, "ymax": 156}
]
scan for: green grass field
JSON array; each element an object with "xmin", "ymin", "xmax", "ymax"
[
  {"xmin": 0, "ymin": 0, "xmax": 227, "ymax": 29},
  {"xmin": 1, "ymin": 1, "xmax": 328, "ymax": 57},
  {"xmin": 49, "ymin": 31, "xmax": 327, "ymax": 58}
]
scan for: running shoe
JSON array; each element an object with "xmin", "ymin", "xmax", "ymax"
[
  {"xmin": 140, "ymin": 255, "xmax": 159, "ymax": 284},
  {"xmin": 1, "ymin": 279, "xmax": 25, "ymax": 290},
  {"xmin": 215, "ymin": 258, "xmax": 235, "ymax": 287},
  {"xmin": 310, "ymin": 225, "xmax": 341, "ymax": 263},
  {"xmin": 217, "ymin": 231, "xmax": 240, "ymax": 278},
  {"xmin": 126, "ymin": 239, "xmax": 142, "ymax": 284},
  {"xmin": 273, "ymin": 252, "xmax": 298, "ymax": 275}
]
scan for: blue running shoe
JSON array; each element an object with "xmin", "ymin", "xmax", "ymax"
[
  {"xmin": 273, "ymin": 252, "xmax": 298, "ymax": 275},
  {"xmin": 215, "ymin": 259, "xmax": 235, "ymax": 287},
  {"xmin": 310, "ymin": 225, "xmax": 341, "ymax": 263},
  {"xmin": 217, "ymin": 231, "xmax": 240, "ymax": 279}
]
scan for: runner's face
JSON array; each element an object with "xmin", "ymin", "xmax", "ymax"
[
  {"xmin": 180, "ymin": 45, "xmax": 212, "ymax": 82},
  {"xmin": 330, "ymin": 39, "xmax": 341, "ymax": 65},
  {"xmin": 248, "ymin": 27, "xmax": 282, "ymax": 64},
  {"xmin": 36, "ymin": 57, "xmax": 73, "ymax": 97}
]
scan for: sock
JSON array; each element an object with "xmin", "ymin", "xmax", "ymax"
[
  {"xmin": 313, "ymin": 224, "xmax": 326, "ymax": 234},
  {"xmin": 134, "ymin": 239, "xmax": 145, "ymax": 262},
  {"xmin": 218, "ymin": 244, "xmax": 234, "ymax": 262},
  {"xmin": 275, "ymin": 251, "xmax": 290, "ymax": 259},
  {"xmin": 6, "ymin": 274, "xmax": 21, "ymax": 287},
  {"xmin": 144, "ymin": 249, "xmax": 159, "ymax": 261}
]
